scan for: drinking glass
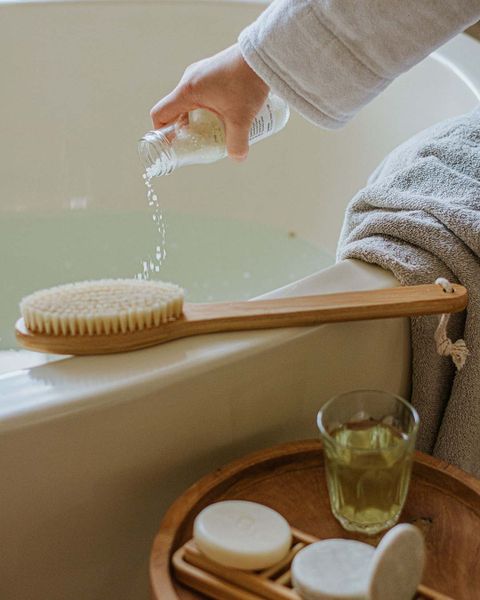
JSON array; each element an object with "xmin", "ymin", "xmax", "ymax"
[{"xmin": 317, "ymin": 390, "xmax": 419, "ymax": 535}]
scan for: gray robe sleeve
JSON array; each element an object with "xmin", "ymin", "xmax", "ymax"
[{"xmin": 238, "ymin": 0, "xmax": 480, "ymax": 128}]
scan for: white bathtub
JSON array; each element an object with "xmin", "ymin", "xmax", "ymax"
[{"xmin": 1, "ymin": 1, "xmax": 479, "ymax": 598}]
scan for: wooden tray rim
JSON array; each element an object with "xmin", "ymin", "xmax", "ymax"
[{"xmin": 150, "ymin": 439, "xmax": 480, "ymax": 600}]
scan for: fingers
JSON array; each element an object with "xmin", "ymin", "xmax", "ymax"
[
  {"xmin": 224, "ymin": 116, "xmax": 251, "ymax": 161},
  {"xmin": 150, "ymin": 85, "xmax": 252, "ymax": 162},
  {"xmin": 150, "ymin": 84, "xmax": 195, "ymax": 129}
]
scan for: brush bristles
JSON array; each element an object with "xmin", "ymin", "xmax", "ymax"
[{"xmin": 20, "ymin": 279, "xmax": 184, "ymax": 336}]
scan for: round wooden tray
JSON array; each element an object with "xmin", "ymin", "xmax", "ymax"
[{"xmin": 151, "ymin": 440, "xmax": 480, "ymax": 600}]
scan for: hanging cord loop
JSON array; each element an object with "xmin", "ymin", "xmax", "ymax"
[{"xmin": 434, "ymin": 278, "xmax": 469, "ymax": 370}]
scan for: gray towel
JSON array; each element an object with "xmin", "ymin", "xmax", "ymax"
[{"xmin": 337, "ymin": 107, "xmax": 480, "ymax": 476}]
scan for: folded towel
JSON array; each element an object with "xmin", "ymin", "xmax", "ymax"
[{"xmin": 337, "ymin": 107, "xmax": 480, "ymax": 475}]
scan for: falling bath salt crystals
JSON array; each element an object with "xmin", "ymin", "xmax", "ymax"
[
  {"xmin": 136, "ymin": 172, "xmax": 167, "ymax": 280},
  {"xmin": 135, "ymin": 94, "xmax": 290, "ymax": 279}
]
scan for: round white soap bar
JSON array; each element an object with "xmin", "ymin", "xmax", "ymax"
[
  {"xmin": 368, "ymin": 524, "xmax": 425, "ymax": 600},
  {"xmin": 291, "ymin": 539, "xmax": 375, "ymax": 600},
  {"xmin": 193, "ymin": 500, "xmax": 291, "ymax": 570}
]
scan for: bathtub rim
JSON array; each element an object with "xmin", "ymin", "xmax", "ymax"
[{"xmin": 0, "ymin": 258, "xmax": 403, "ymax": 433}]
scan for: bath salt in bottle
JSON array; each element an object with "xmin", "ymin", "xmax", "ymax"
[{"xmin": 138, "ymin": 93, "xmax": 289, "ymax": 177}]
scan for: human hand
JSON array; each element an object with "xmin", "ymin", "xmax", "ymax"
[{"xmin": 150, "ymin": 44, "xmax": 269, "ymax": 161}]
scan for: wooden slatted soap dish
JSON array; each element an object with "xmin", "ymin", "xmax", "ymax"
[
  {"xmin": 151, "ymin": 441, "xmax": 480, "ymax": 600},
  {"xmin": 172, "ymin": 527, "xmax": 453, "ymax": 600}
]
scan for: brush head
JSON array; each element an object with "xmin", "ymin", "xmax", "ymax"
[{"xmin": 20, "ymin": 279, "xmax": 184, "ymax": 336}]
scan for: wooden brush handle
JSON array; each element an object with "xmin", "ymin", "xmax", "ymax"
[{"xmin": 183, "ymin": 283, "xmax": 467, "ymax": 333}]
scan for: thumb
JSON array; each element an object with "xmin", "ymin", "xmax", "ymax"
[
  {"xmin": 150, "ymin": 85, "xmax": 196, "ymax": 129},
  {"xmin": 224, "ymin": 116, "xmax": 251, "ymax": 161}
]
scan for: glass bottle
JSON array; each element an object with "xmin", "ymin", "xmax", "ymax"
[{"xmin": 138, "ymin": 93, "xmax": 289, "ymax": 177}]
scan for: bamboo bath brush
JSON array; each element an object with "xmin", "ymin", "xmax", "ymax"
[{"xmin": 15, "ymin": 278, "xmax": 467, "ymax": 356}]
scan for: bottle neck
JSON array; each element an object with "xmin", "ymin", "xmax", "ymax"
[{"xmin": 138, "ymin": 130, "xmax": 177, "ymax": 177}]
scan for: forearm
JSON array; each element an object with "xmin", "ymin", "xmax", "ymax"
[{"xmin": 238, "ymin": 0, "xmax": 480, "ymax": 128}]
